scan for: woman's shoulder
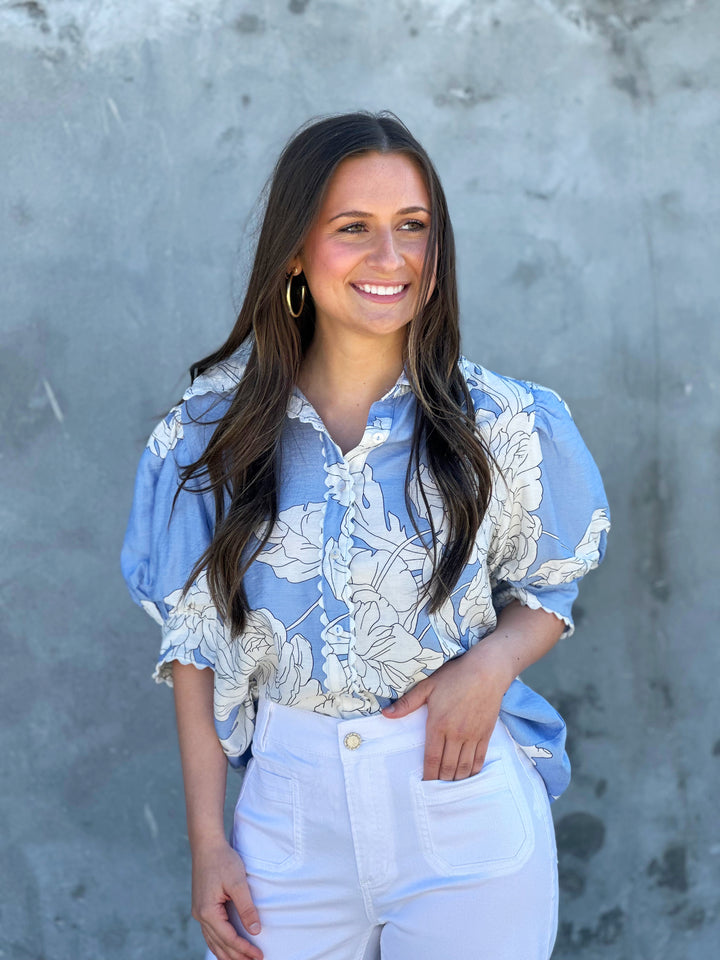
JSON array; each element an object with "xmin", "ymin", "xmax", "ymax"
[
  {"xmin": 146, "ymin": 338, "xmax": 253, "ymax": 462},
  {"xmin": 180, "ymin": 337, "xmax": 253, "ymax": 408},
  {"xmin": 457, "ymin": 355, "xmax": 572, "ymax": 425}
]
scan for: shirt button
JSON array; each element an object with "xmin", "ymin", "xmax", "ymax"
[
  {"xmin": 332, "ymin": 624, "xmax": 343, "ymax": 636},
  {"xmin": 372, "ymin": 432, "xmax": 384, "ymax": 443},
  {"xmin": 344, "ymin": 732, "xmax": 362, "ymax": 750},
  {"xmin": 330, "ymin": 548, "xmax": 341, "ymax": 561}
]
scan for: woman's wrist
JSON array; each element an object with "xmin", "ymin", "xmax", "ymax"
[
  {"xmin": 465, "ymin": 634, "xmax": 519, "ymax": 693},
  {"xmin": 188, "ymin": 822, "xmax": 229, "ymax": 854}
]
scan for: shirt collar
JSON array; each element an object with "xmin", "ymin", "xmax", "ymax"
[{"xmin": 287, "ymin": 368, "xmax": 412, "ymax": 425}]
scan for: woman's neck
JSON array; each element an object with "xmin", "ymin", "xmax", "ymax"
[
  {"xmin": 298, "ymin": 332, "xmax": 405, "ymax": 409},
  {"xmin": 296, "ymin": 332, "xmax": 406, "ymax": 455}
]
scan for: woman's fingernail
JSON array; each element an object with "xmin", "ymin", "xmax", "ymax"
[
  {"xmin": 249, "ymin": 923, "xmax": 261, "ymax": 934},
  {"xmin": 385, "ymin": 704, "xmax": 396, "ymax": 713}
]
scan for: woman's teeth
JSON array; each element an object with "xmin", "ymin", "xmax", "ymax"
[{"xmin": 355, "ymin": 284, "xmax": 405, "ymax": 296}]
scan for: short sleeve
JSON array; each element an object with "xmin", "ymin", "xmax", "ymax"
[
  {"xmin": 489, "ymin": 385, "xmax": 610, "ymax": 637},
  {"xmin": 120, "ymin": 399, "xmax": 223, "ymax": 685}
]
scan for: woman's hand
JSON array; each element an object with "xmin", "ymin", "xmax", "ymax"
[
  {"xmin": 381, "ymin": 601, "xmax": 566, "ymax": 780},
  {"xmin": 191, "ymin": 838, "xmax": 263, "ymax": 960},
  {"xmin": 382, "ymin": 641, "xmax": 512, "ymax": 781}
]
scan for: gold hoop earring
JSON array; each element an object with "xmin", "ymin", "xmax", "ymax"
[{"xmin": 285, "ymin": 273, "xmax": 306, "ymax": 318}]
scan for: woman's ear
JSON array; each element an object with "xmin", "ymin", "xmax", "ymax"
[{"xmin": 286, "ymin": 259, "xmax": 302, "ymax": 278}]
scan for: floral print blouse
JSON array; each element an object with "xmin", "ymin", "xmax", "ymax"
[{"xmin": 121, "ymin": 340, "xmax": 610, "ymax": 800}]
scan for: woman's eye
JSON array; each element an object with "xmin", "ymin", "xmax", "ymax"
[
  {"xmin": 339, "ymin": 222, "xmax": 366, "ymax": 233},
  {"xmin": 400, "ymin": 219, "xmax": 428, "ymax": 232}
]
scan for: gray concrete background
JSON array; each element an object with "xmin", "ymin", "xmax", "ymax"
[{"xmin": 1, "ymin": 0, "xmax": 719, "ymax": 957}]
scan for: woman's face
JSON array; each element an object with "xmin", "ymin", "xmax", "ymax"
[{"xmin": 292, "ymin": 151, "xmax": 434, "ymax": 348}]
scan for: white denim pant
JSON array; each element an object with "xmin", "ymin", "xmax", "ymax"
[{"xmin": 206, "ymin": 698, "xmax": 558, "ymax": 960}]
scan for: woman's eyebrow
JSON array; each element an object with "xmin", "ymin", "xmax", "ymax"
[{"xmin": 328, "ymin": 205, "xmax": 431, "ymax": 222}]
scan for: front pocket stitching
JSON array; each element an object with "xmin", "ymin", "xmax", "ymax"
[
  {"xmin": 415, "ymin": 757, "xmax": 535, "ymax": 875},
  {"xmin": 235, "ymin": 768, "xmax": 300, "ymax": 871}
]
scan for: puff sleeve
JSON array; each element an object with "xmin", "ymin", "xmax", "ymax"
[
  {"xmin": 120, "ymin": 398, "xmax": 224, "ymax": 685},
  {"xmin": 489, "ymin": 385, "xmax": 610, "ymax": 637}
]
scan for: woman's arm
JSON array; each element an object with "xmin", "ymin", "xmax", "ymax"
[
  {"xmin": 382, "ymin": 600, "xmax": 565, "ymax": 781},
  {"xmin": 172, "ymin": 662, "xmax": 263, "ymax": 960}
]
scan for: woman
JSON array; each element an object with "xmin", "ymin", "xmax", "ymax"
[{"xmin": 121, "ymin": 112, "xmax": 609, "ymax": 960}]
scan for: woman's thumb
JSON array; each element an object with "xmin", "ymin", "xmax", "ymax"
[{"xmin": 382, "ymin": 680, "xmax": 429, "ymax": 718}]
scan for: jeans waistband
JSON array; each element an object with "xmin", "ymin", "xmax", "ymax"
[{"xmin": 253, "ymin": 697, "xmax": 430, "ymax": 760}]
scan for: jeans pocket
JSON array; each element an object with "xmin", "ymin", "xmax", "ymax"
[
  {"xmin": 415, "ymin": 755, "xmax": 535, "ymax": 877},
  {"xmin": 233, "ymin": 759, "xmax": 300, "ymax": 872}
]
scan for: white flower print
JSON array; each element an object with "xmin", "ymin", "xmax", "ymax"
[
  {"xmin": 351, "ymin": 586, "xmax": 444, "ymax": 698},
  {"xmin": 457, "ymin": 568, "xmax": 496, "ymax": 635},
  {"xmin": 528, "ymin": 508, "xmax": 611, "ymax": 587},
  {"xmin": 494, "ymin": 503, "xmax": 543, "ymax": 583},
  {"xmin": 353, "ymin": 465, "xmax": 427, "ymax": 568},
  {"xmin": 325, "ymin": 461, "xmax": 355, "ymax": 506},
  {"xmin": 485, "ymin": 407, "xmax": 544, "ymax": 583},
  {"xmin": 322, "ymin": 538, "xmax": 350, "ymax": 603},
  {"xmin": 155, "ymin": 573, "xmax": 224, "ymax": 683},
  {"xmin": 408, "ymin": 464, "xmax": 448, "ymax": 544},
  {"xmin": 464, "ymin": 360, "xmax": 534, "ymax": 419},
  {"xmin": 147, "ymin": 406, "xmax": 183, "ymax": 460},
  {"xmin": 323, "ymin": 650, "xmax": 350, "ymax": 692},
  {"xmin": 275, "ymin": 633, "xmax": 322, "ymax": 704},
  {"xmin": 255, "ymin": 502, "xmax": 324, "ymax": 582},
  {"xmin": 182, "ymin": 340, "xmax": 252, "ymax": 403},
  {"xmin": 350, "ymin": 548, "xmax": 419, "ymax": 622},
  {"xmin": 213, "ymin": 607, "xmax": 280, "ymax": 735},
  {"xmin": 428, "ymin": 598, "xmax": 464, "ymax": 658}
]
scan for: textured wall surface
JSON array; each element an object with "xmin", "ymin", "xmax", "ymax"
[{"xmin": 1, "ymin": 1, "xmax": 719, "ymax": 958}]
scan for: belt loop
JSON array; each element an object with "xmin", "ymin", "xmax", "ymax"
[{"xmin": 254, "ymin": 697, "xmax": 271, "ymax": 753}]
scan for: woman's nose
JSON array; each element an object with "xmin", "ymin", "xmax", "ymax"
[{"xmin": 365, "ymin": 229, "xmax": 405, "ymax": 272}]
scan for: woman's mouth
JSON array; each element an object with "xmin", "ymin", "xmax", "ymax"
[{"xmin": 351, "ymin": 283, "xmax": 409, "ymax": 303}]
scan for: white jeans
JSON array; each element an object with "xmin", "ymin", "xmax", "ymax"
[{"xmin": 206, "ymin": 698, "xmax": 558, "ymax": 960}]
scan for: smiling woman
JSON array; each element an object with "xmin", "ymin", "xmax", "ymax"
[
  {"xmin": 292, "ymin": 152, "xmax": 434, "ymax": 453},
  {"xmin": 121, "ymin": 111, "xmax": 610, "ymax": 960}
]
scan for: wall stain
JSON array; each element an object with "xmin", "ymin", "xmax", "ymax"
[
  {"xmin": 612, "ymin": 74, "xmax": 640, "ymax": 100},
  {"xmin": 99, "ymin": 914, "xmax": 129, "ymax": 951},
  {"xmin": 556, "ymin": 811, "xmax": 606, "ymax": 860},
  {"xmin": 510, "ymin": 258, "xmax": 545, "ymax": 289},
  {"xmin": 595, "ymin": 777, "xmax": 607, "ymax": 798},
  {"xmin": 9, "ymin": 1, "xmax": 49, "ymax": 30},
  {"xmin": 713, "ymin": 739, "xmax": 720, "ymax": 757},
  {"xmin": 557, "ymin": 906, "xmax": 625, "ymax": 950},
  {"xmin": 649, "ymin": 678, "xmax": 674, "ymax": 710},
  {"xmin": 289, "ymin": 0, "xmax": 310, "ymax": 12},
  {"xmin": 631, "ymin": 458, "xmax": 673, "ymax": 603},
  {"xmin": 676, "ymin": 904, "xmax": 706, "ymax": 930},
  {"xmin": 11, "ymin": 198, "xmax": 33, "ymax": 225},
  {"xmin": 234, "ymin": 14, "xmax": 264, "ymax": 34},
  {"xmin": 552, "ymin": 684, "xmax": 605, "ymax": 772},
  {"xmin": 647, "ymin": 844, "xmax": 688, "ymax": 892},
  {"xmin": 559, "ymin": 865, "xmax": 586, "ymax": 898}
]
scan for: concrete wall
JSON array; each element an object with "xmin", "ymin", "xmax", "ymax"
[{"xmin": 2, "ymin": 1, "xmax": 719, "ymax": 957}]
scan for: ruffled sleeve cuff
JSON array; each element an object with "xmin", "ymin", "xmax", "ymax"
[
  {"xmin": 152, "ymin": 574, "xmax": 223, "ymax": 686},
  {"xmin": 492, "ymin": 582, "xmax": 579, "ymax": 639}
]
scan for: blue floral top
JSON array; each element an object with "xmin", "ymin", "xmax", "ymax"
[{"xmin": 121, "ymin": 340, "xmax": 610, "ymax": 800}]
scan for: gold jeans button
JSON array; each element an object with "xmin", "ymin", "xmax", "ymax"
[{"xmin": 343, "ymin": 732, "xmax": 362, "ymax": 750}]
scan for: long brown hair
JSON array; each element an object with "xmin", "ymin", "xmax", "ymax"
[{"xmin": 174, "ymin": 111, "xmax": 493, "ymax": 637}]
